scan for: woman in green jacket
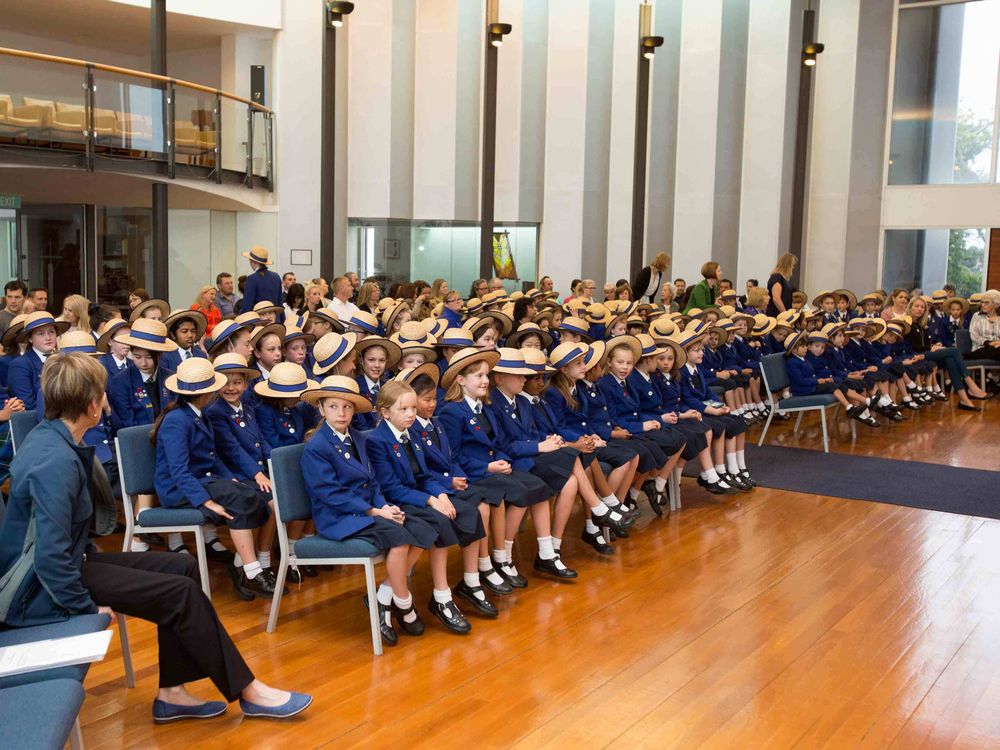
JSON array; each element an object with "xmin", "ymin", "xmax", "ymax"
[{"xmin": 683, "ymin": 261, "xmax": 722, "ymax": 313}]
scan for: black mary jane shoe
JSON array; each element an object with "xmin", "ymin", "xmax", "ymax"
[
  {"xmin": 608, "ymin": 523, "xmax": 630, "ymax": 539},
  {"xmin": 204, "ymin": 544, "xmax": 234, "ymax": 564},
  {"xmin": 363, "ymin": 595, "xmax": 398, "ymax": 646},
  {"xmin": 390, "ymin": 600, "xmax": 426, "ymax": 636},
  {"xmin": 479, "ymin": 568, "xmax": 513, "ymax": 596},
  {"xmin": 930, "ymin": 391, "xmax": 949, "ymax": 401},
  {"xmin": 645, "ymin": 485, "xmax": 664, "ymax": 517},
  {"xmin": 737, "ymin": 470, "xmax": 757, "ymax": 489},
  {"xmin": 453, "ymin": 581, "xmax": 499, "ymax": 618},
  {"xmin": 957, "ymin": 402, "xmax": 981, "ymax": 412},
  {"xmin": 901, "ymin": 400, "xmax": 920, "ymax": 411},
  {"xmin": 226, "ymin": 562, "xmax": 255, "ymax": 601},
  {"xmin": 581, "ymin": 528, "xmax": 614, "ymax": 555},
  {"xmin": 300, "ymin": 565, "xmax": 318, "ymax": 577},
  {"xmin": 427, "ymin": 598, "xmax": 471, "ymax": 634},
  {"xmin": 169, "ymin": 544, "xmax": 191, "ymax": 555},
  {"xmin": 241, "ymin": 569, "xmax": 282, "ymax": 599},
  {"xmin": 697, "ymin": 476, "xmax": 739, "ymax": 495},
  {"xmin": 286, "ymin": 566, "xmax": 304, "ymax": 585},
  {"xmin": 722, "ymin": 472, "xmax": 752, "ymax": 492},
  {"xmin": 492, "ymin": 557, "xmax": 528, "ymax": 589},
  {"xmin": 533, "ymin": 554, "xmax": 578, "ymax": 580},
  {"xmin": 595, "ymin": 510, "xmax": 632, "ymax": 538}
]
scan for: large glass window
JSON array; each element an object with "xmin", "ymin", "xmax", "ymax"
[
  {"xmin": 882, "ymin": 227, "xmax": 986, "ymax": 296},
  {"xmin": 889, "ymin": 0, "xmax": 1000, "ymax": 185},
  {"xmin": 97, "ymin": 208, "xmax": 153, "ymax": 313}
]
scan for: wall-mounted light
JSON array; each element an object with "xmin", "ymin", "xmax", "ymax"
[
  {"xmin": 489, "ymin": 22, "xmax": 513, "ymax": 47},
  {"xmin": 802, "ymin": 42, "xmax": 824, "ymax": 67},
  {"xmin": 327, "ymin": 1, "xmax": 355, "ymax": 28},
  {"xmin": 641, "ymin": 35, "xmax": 664, "ymax": 61}
]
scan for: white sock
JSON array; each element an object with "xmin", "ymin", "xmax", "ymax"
[
  {"xmin": 654, "ymin": 477, "xmax": 666, "ymax": 491},
  {"xmin": 628, "ymin": 487, "xmax": 640, "ymax": 500},
  {"xmin": 478, "ymin": 557, "xmax": 506, "ymax": 585},
  {"xmin": 464, "ymin": 572, "xmax": 486, "ymax": 599},
  {"xmin": 433, "ymin": 588, "xmax": 453, "ymax": 604},
  {"xmin": 233, "ymin": 553, "xmax": 244, "ymax": 568},
  {"xmin": 243, "ymin": 560, "xmax": 262, "ymax": 579},
  {"xmin": 701, "ymin": 467, "xmax": 720, "ymax": 482},
  {"xmin": 257, "ymin": 550, "xmax": 271, "ymax": 569},
  {"xmin": 392, "ymin": 594, "xmax": 417, "ymax": 623},
  {"xmin": 592, "ymin": 502, "xmax": 609, "ymax": 517},
  {"xmin": 756, "ymin": 402, "xmax": 765, "ymax": 410},
  {"xmin": 167, "ymin": 532, "xmax": 184, "ymax": 549},
  {"xmin": 735, "ymin": 450, "xmax": 746, "ymax": 471},
  {"xmin": 493, "ymin": 547, "xmax": 507, "ymax": 564},
  {"xmin": 537, "ymin": 536, "xmax": 556, "ymax": 560},
  {"xmin": 504, "ymin": 539, "xmax": 515, "ymax": 563},
  {"xmin": 726, "ymin": 454, "xmax": 739, "ymax": 475},
  {"xmin": 288, "ymin": 538, "xmax": 297, "ymax": 557},
  {"xmin": 376, "ymin": 581, "xmax": 394, "ymax": 606},
  {"xmin": 860, "ymin": 409, "xmax": 871, "ymax": 419},
  {"xmin": 715, "ymin": 464, "xmax": 726, "ymax": 476},
  {"xmin": 130, "ymin": 538, "xmax": 149, "ymax": 552},
  {"xmin": 552, "ymin": 537, "xmax": 562, "ymax": 552},
  {"xmin": 602, "ymin": 495, "xmax": 620, "ymax": 508},
  {"xmin": 209, "ymin": 539, "xmax": 228, "ymax": 553},
  {"xmin": 585, "ymin": 519, "xmax": 600, "ymax": 534},
  {"xmin": 878, "ymin": 395, "xmax": 891, "ymax": 406}
]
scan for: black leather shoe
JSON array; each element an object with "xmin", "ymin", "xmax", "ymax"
[
  {"xmin": 581, "ymin": 528, "xmax": 614, "ymax": 555},
  {"xmin": 363, "ymin": 595, "xmax": 398, "ymax": 646},
  {"xmin": 428, "ymin": 598, "xmax": 471, "ymax": 634},
  {"xmin": 137, "ymin": 533, "xmax": 166, "ymax": 547},
  {"xmin": 205, "ymin": 544, "xmax": 234, "ymax": 564},
  {"xmin": 533, "ymin": 555, "xmax": 578, "ymax": 580},
  {"xmin": 930, "ymin": 391, "xmax": 948, "ymax": 401},
  {"xmin": 479, "ymin": 568, "xmax": 513, "ymax": 596},
  {"xmin": 453, "ymin": 581, "xmax": 499, "ymax": 618},
  {"xmin": 492, "ymin": 556, "xmax": 528, "ymax": 589},
  {"xmin": 641, "ymin": 480, "xmax": 662, "ymax": 517},
  {"xmin": 169, "ymin": 544, "xmax": 191, "ymax": 555},
  {"xmin": 723, "ymin": 472, "xmax": 751, "ymax": 492},
  {"xmin": 697, "ymin": 476, "xmax": 739, "ymax": 495},
  {"xmin": 287, "ymin": 566, "xmax": 303, "ymax": 585},
  {"xmin": 901, "ymin": 400, "xmax": 920, "ymax": 410},
  {"xmin": 593, "ymin": 511, "xmax": 631, "ymax": 538},
  {"xmin": 390, "ymin": 600, "xmax": 425, "ymax": 636},
  {"xmin": 241, "ymin": 569, "xmax": 279, "ymax": 598},
  {"xmin": 738, "ymin": 470, "xmax": 757, "ymax": 488},
  {"xmin": 300, "ymin": 565, "xmax": 318, "ymax": 577},
  {"xmin": 226, "ymin": 562, "xmax": 255, "ymax": 601},
  {"xmin": 957, "ymin": 402, "xmax": 981, "ymax": 412}
]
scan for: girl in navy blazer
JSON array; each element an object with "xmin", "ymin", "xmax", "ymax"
[
  {"xmin": 787, "ymin": 331, "xmax": 880, "ymax": 427},
  {"xmin": 151, "ymin": 358, "xmax": 277, "ymax": 600},
  {"xmin": 281, "ymin": 325, "xmax": 314, "ymax": 376},
  {"xmin": 7, "ymin": 312, "xmax": 68, "ymax": 410},
  {"xmin": 301, "ymin": 376, "xmax": 435, "ymax": 647},
  {"xmin": 253, "ymin": 362, "xmax": 319, "ymax": 449},
  {"xmin": 437, "ymin": 348, "xmax": 551, "ymax": 598},
  {"xmin": 96, "ymin": 319, "xmax": 132, "ymax": 383},
  {"xmin": 160, "ymin": 309, "xmax": 209, "ymax": 372},
  {"xmin": 108, "ymin": 319, "xmax": 177, "ymax": 429},
  {"xmin": 368, "ymin": 380, "xmax": 487, "ymax": 634},
  {"xmin": 353, "ymin": 337, "xmax": 401, "ymax": 431}
]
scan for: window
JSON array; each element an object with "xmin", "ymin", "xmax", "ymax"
[
  {"xmin": 882, "ymin": 227, "xmax": 986, "ymax": 296},
  {"xmin": 888, "ymin": 0, "xmax": 1000, "ymax": 185}
]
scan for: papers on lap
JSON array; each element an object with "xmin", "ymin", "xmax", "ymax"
[{"xmin": 0, "ymin": 630, "xmax": 112, "ymax": 678}]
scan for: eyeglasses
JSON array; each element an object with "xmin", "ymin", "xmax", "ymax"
[{"xmin": 446, "ymin": 297, "xmax": 462, "ymax": 305}]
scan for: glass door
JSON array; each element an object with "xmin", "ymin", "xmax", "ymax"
[
  {"xmin": 0, "ymin": 209, "xmax": 18, "ymax": 282},
  {"xmin": 19, "ymin": 205, "xmax": 85, "ymax": 316}
]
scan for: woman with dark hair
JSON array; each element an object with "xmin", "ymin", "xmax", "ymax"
[
  {"xmin": 0, "ymin": 352, "xmax": 311, "ymax": 721},
  {"xmin": 283, "ymin": 282, "xmax": 305, "ymax": 321},
  {"xmin": 683, "ymin": 262, "xmax": 722, "ymax": 313},
  {"xmin": 512, "ymin": 296, "xmax": 535, "ymax": 327}
]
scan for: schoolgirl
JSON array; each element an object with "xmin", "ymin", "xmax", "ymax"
[
  {"xmin": 835, "ymin": 290, "xmax": 856, "ymax": 323},
  {"xmin": 109, "ymin": 319, "xmax": 177, "ymax": 429},
  {"xmin": 880, "ymin": 319, "xmax": 936, "ymax": 405},
  {"xmin": 935, "ymin": 296, "xmax": 969, "ymax": 348},
  {"xmin": 504, "ymin": 323, "xmax": 552, "ymax": 352},
  {"xmin": 281, "ymin": 324, "xmax": 315, "ymax": 373},
  {"xmin": 152, "ymin": 358, "xmax": 278, "ymax": 598},
  {"xmin": 7, "ymin": 312, "xmax": 70, "ymax": 409},
  {"xmin": 0, "ymin": 315, "xmax": 28, "ymax": 397},
  {"xmin": 253, "ymin": 362, "xmax": 320, "ymax": 449},
  {"xmin": 206, "ymin": 318, "xmax": 255, "ymax": 362},
  {"xmin": 252, "ymin": 301, "xmax": 283, "ymax": 326},
  {"xmin": 96, "ymin": 319, "xmax": 132, "ymax": 380},
  {"xmin": 301, "ymin": 376, "xmax": 435, "ymax": 646},
  {"xmin": 585, "ymin": 304, "xmax": 611, "ymax": 341},
  {"xmin": 381, "ymin": 300, "xmax": 412, "ymax": 338},
  {"xmin": 463, "ymin": 315, "xmax": 503, "ymax": 350},
  {"xmin": 728, "ymin": 313, "xmax": 767, "ymax": 419},
  {"xmin": 813, "ymin": 291, "xmax": 839, "ymax": 325},
  {"xmin": 437, "ymin": 348, "xmax": 554, "ymax": 595},
  {"xmin": 311, "ymin": 331, "xmax": 359, "ymax": 380},
  {"xmin": 825, "ymin": 323, "xmax": 904, "ymax": 421},
  {"xmin": 557, "ymin": 316, "xmax": 592, "ymax": 345},
  {"xmin": 855, "ymin": 318, "xmax": 921, "ymax": 411},
  {"xmin": 489, "ymin": 348, "xmax": 631, "ymax": 570},
  {"xmin": 702, "ymin": 321, "xmax": 750, "ymax": 418},
  {"xmin": 389, "ymin": 321, "xmax": 439, "ymax": 371},
  {"xmin": 435, "ymin": 327, "xmax": 475, "ymax": 378},
  {"xmin": 751, "ymin": 314, "xmax": 777, "ymax": 354},
  {"xmin": 354, "ymin": 336, "xmax": 402, "ymax": 430},
  {"xmin": 676, "ymin": 328, "xmax": 756, "ymax": 492},
  {"xmin": 625, "ymin": 315, "xmax": 648, "ymax": 336},
  {"xmin": 160, "ymin": 309, "xmax": 209, "ymax": 371},
  {"xmin": 799, "ymin": 330, "xmax": 880, "ymax": 426},
  {"xmin": 303, "ymin": 307, "xmax": 344, "ymax": 343},
  {"xmin": 129, "ymin": 298, "xmax": 170, "ymax": 324},
  {"xmin": 345, "ymin": 310, "xmax": 380, "ymax": 339}
]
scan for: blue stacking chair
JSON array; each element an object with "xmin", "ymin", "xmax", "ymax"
[
  {"xmin": 266, "ymin": 443, "xmax": 385, "ymax": 655},
  {"xmin": 8, "ymin": 409, "xmax": 40, "ymax": 455},
  {"xmin": 114, "ymin": 425, "xmax": 211, "ymax": 599},
  {"xmin": 757, "ymin": 353, "xmax": 855, "ymax": 453},
  {"xmin": 956, "ymin": 329, "xmax": 999, "ymax": 389},
  {"xmin": 0, "ymin": 679, "xmax": 86, "ymax": 750},
  {"xmin": 0, "ymin": 613, "xmax": 112, "ymax": 690}
]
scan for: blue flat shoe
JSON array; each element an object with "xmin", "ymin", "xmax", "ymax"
[
  {"xmin": 240, "ymin": 691, "xmax": 313, "ymax": 719},
  {"xmin": 152, "ymin": 699, "xmax": 227, "ymax": 723}
]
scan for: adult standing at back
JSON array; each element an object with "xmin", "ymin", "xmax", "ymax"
[
  {"xmin": 631, "ymin": 252, "xmax": 672, "ymax": 303},
  {"xmin": 0, "ymin": 280, "xmax": 28, "ymax": 336},
  {"xmin": 683, "ymin": 262, "xmax": 723, "ymax": 313},
  {"xmin": 327, "ymin": 275, "xmax": 360, "ymax": 321},
  {"xmin": 241, "ymin": 246, "xmax": 283, "ymax": 313},
  {"xmin": 766, "ymin": 253, "xmax": 797, "ymax": 316}
]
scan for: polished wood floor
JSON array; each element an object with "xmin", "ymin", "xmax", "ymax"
[{"xmin": 79, "ymin": 398, "xmax": 1000, "ymax": 749}]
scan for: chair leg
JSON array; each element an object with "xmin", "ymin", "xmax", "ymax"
[
  {"xmin": 794, "ymin": 411, "xmax": 804, "ymax": 434},
  {"xmin": 70, "ymin": 717, "xmax": 84, "ymax": 750},
  {"xmin": 820, "ymin": 408, "xmax": 829, "ymax": 453},
  {"xmin": 364, "ymin": 559, "xmax": 383, "ymax": 656},
  {"xmin": 849, "ymin": 414, "xmax": 857, "ymax": 442},
  {"xmin": 192, "ymin": 526, "xmax": 211, "ymax": 600},
  {"xmin": 116, "ymin": 613, "xmax": 135, "ymax": 689},
  {"xmin": 757, "ymin": 409, "xmax": 775, "ymax": 446},
  {"xmin": 266, "ymin": 555, "xmax": 290, "ymax": 634},
  {"xmin": 671, "ymin": 467, "xmax": 681, "ymax": 510}
]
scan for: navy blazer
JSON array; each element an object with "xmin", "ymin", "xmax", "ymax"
[
  {"xmin": 205, "ymin": 398, "xmax": 270, "ymax": 481},
  {"xmin": 824, "ymin": 346, "xmax": 852, "ymax": 380},
  {"xmin": 7, "ymin": 349, "xmax": 45, "ymax": 410},
  {"xmin": 109, "ymin": 367, "xmax": 172, "ymax": 429},
  {"xmin": 242, "ymin": 267, "xmax": 284, "ymax": 312},
  {"xmin": 98, "ymin": 352, "xmax": 131, "ymax": 384},
  {"xmin": 438, "ymin": 399, "xmax": 513, "ymax": 482},
  {"xmin": 701, "ymin": 346, "xmax": 728, "ymax": 380},
  {"xmin": 806, "ymin": 351, "xmax": 834, "ymax": 380},
  {"xmin": 526, "ymin": 394, "xmax": 560, "ymax": 436},
  {"xmin": 159, "ymin": 346, "xmax": 208, "ymax": 373},
  {"xmin": 487, "ymin": 389, "xmax": 542, "ymax": 470},
  {"xmin": 545, "ymin": 386, "xmax": 590, "ymax": 441},
  {"xmin": 652, "ymin": 370, "xmax": 684, "ymax": 414},
  {"xmin": 719, "ymin": 343, "xmax": 744, "ymax": 372},
  {"xmin": 786, "ymin": 356, "xmax": 820, "ymax": 396},
  {"xmin": 153, "ymin": 403, "xmax": 234, "ymax": 507},
  {"xmin": 0, "ymin": 419, "xmax": 99, "ymax": 626},
  {"xmin": 352, "ymin": 376, "xmax": 383, "ymax": 431},
  {"xmin": 678, "ymin": 365, "xmax": 717, "ymax": 413},
  {"xmin": 256, "ymin": 401, "xmax": 316, "ymax": 449},
  {"xmin": 409, "ymin": 417, "xmax": 467, "ymax": 489},
  {"xmin": 301, "ymin": 424, "xmax": 386, "ymax": 541},
  {"xmin": 733, "ymin": 336, "xmax": 760, "ymax": 365},
  {"xmin": 366, "ymin": 420, "xmax": 448, "ymax": 507},
  {"xmin": 597, "ymin": 374, "xmax": 646, "ymax": 433},
  {"xmin": 578, "ymin": 380, "xmax": 616, "ymax": 441},
  {"xmin": 626, "ymin": 370, "xmax": 665, "ymax": 422}
]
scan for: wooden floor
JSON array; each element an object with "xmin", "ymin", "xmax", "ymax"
[{"xmin": 80, "ymin": 399, "xmax": 1000, "ymax": 749}]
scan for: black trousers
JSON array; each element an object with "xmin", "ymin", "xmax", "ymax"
[
  {"xmin": 80, "ymin": 551, "xmax": 254, "ymax": 701},
  {"xmin": 968, "ymin": 346, "xmax": 1000, "ymax": 362}
]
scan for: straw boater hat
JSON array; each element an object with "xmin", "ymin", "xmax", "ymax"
[
  {"xmin": 394, "ymin": 320, "xmax": 436, "ymax": 346},
  {"xmin": 393, "ymin": 362, "xmax": 440, "ymax": 388},
  {"xmin": 807, "ymin": 330, "xmax": 829, "ymax": 344},
  {"xmin": 165, "ymin": 357, "xmax": 227, "ymax": 396},
  {"xmin": 282, "ymin": 324, "xmax": 315, "ymax": 347},
  {"xmin": 492, "ymin": 347, "xmax": 536, "ymax": 376},
  {"xmin": 532, "ymin": 308, "xmax": 554, "ymax": 327},
  {"xmin": 312, "ymin": 331, "xmax": 359, "ymax": 377},
  {"xmin": 776, "ymin": 309, "xmax": 801, "ymax": 328},
  {"xmin": 301, "ymin": 375, "xmax": 371, "ymax": 412},
  {"xmin": 525, "ymin": 288, "xmax": 543, "ymax": 300},
  {"xmin": 708, "ymin": 319, "xmax": 732, "ymax": 346},
  {"xmin": 730, "ymin": 310, "xmax": 756, "ymax": 327},
  {"xmin": 114, "ymin": 319, "xmax": 175, "ymax": 352},
  {"xmin": 354, "ymin": 335, "xmax": 402, "ymax": 369},
  {"xmin": 752, "ymin": 314, "xmax": 776, "ymax": 337},
  {"xmin": 582, "ymin": 340, "xmax": 608, "ymax": 371},
  {"xmin": 500, "ymin": 302, "xmax": 517, "ymax": 320},
  {"xmin": 509, "ymin": 291, "xmax": 524, "ymax": 302},
  {"xmin": 438, "ymin": 327, "xmax": 475, "ymax": 350},
  {"xmin": 129, "ymin": 298, "xmax": 170, "ymax": 323},
  {"xmin": 673, "ymin": 326, "xmax": 707, "ymax": 351},
  {"xmin": 801, "ymin": 308, "xmax": 824, "ymax": 323},
  {"xmin": 834, "ymin": 289, "xmax": 858, "ymax": 309},
  {"xmin": 253, "ymin": 362, "xmax": 317, "ymax": 399},
  {"xmin": 58, "ymin": 330, "xmax": 99, "ymax": 355},
  {"xmin": 252, "ymin": 300, "xmax": 283, "ymax": 318},
  {"xmin": 586, "ymin": 303, "xmax": 613, "ymax": 326},
  {"xmin": 659, "ymin": 333, "xmax": 687, "ymax": 368},
  {"xmin": 376, "ymin": 297, "xmax": 396, "ymax": 314},
  {"xmin": 811, "ymin": 290, "xmax": 837, "ymax": 308},
  {"xmin": 885, "ymin": 321, "xmax": 906, "ymax": 339},
  {"xmin": 380, "ymin": 300, "xmax": 409, "ymax": 336},
  {"xmin": 783, "ymin": 330, "xmax": 808, "ymax": 355},
  {"xmin": 250, "ymin": 322, "xmax": 285, "ymax": 348},
  {"xmin": 889, "ymin": 316, "xmax": 912, "ymax": 336},
  {"xmin": 163, "ymin": 308, "xmax": 208, "ymax": 340},
  {"xmin": 605, "ymin": 334, "xmax": 643, "ymax": 363},
  {"xmin": 522, "ymin": 346, "xmax": 555, "ymax": 374},
  {"xmin": 423, "ymin": 318, "xmax": 448, "ymax": 339},
  {"xmin": 390, "ymin": 334, "xmax": 437, "ymax": 363},
  {"xmin": 308, "ymin": 307, "xmax": 345, "ymax": 333},
  {"xmin": 969, "ymin": 292, "xmax": 986, "ymax": 307},
  {"xmin": 441, "ymin": 347, "xmax": 501, "ymax": 389},
  {"xmin": 206, "ymin": 318, "xmax": 254, "ymax": 356},
  {"xmin": 549, "ymin": 341, "xmax": 588, "ymax": 371},
  {"xmin": 719, "ymin": 289, "xmax": 738, "ymax": 302},
  {"xmin": 820, "ymin": 322, "xmax": 846, "ymax": 339},
  {"xmin": 235, "ymin": 310, "xmax": 264, "ymax": 327},
  {"xmin": 346, "ymin": 310, "xmax": 380, "ymax": 335},
  {"xmin": 715, "ymin": 304, "xmax": 736, "ymax": 319},
  {"xmin": 1, "ymin": 313, "xmax": 29, "ymax": 349},
  {"xmin": 646, "ymin": 304, "xmax": 668, "ymax": 320},
  {"xmin": 605, "ymin": 299, "xmax": 637, "ymax": 316},
  {"xmin": 635, "ymin": 333, "xmax": 668, "ymax": 359},
  {"xmin": 945, "ymin": 296, "xmax": 970, "ymax": 315},
  {"xmin": 685, "ymin": 319, "xmax": 710, "ymax": 338},
  {"xmin": 95, "ymin": 319, "xmax": 130, "ymax": 353},
  {"xmin": 242, "ymin": 245, "xmax": 274, "ymax": 265},
  {"xmin": 467, "ymin": 310, "xmax": 513, "ymax": 337},
  {"xmin": 505, "ymin": 322, "xmax": 553, "ymax": 349},
  {"xmin": 562, "ymin": 299, "xmax": 588, "ymax": 317},
  {"xmin": 482, "ymin": 289, "xmax": 507, "ymax": 306},
  {"xmin": 212, "ymin": 353, "xmax": 259, "ymax": 379},
  {"xmin": 625, "ymin": 315, "xmax": 648, "ymax": 332},
  {"xmin": 860, "ymin": 292, "xmax": 881, "ymax": 306},
  {"xmin": 463, "ymin": 314, "xmax": 504, "ymax": 341},
  {"xmin": 559, "ymin": 316, "xmax": 592, "ymax": 343},
  {"xmin": 430, "ymin": 301, "xmax": 446, "ymax": 318},
  {"xmin": 864, "ymin": 318, "xmax": 887, "ymax": 342},
  {"xmin": 465, "ymin": 297, "xmax": 485, "ymax": 315}
]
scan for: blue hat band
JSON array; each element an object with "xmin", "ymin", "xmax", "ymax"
[
  {"xmin": 25, "ymin": 317, "xmax": 57, "ymax": 333},
  {"xmin": 62, "ymin": 345, "xmax": 96, "ymax": 354},
  {"xmin": 268, "ymin": 380, "xmax": 308, "ymax": 393},
  {"xmin": 350, "ymin": 318, "xmax": 378, "ymax": 334},
  {"xmin": 525, "ymin": 362, "xmax": 546, "ymax": 372},
  {"xmin": 561, "ymin": 324, "xmax": 588, "ymax": 336},
  {"xmin": 215, "ymin": 362, "xmax": 250, "ymax": 372},
  {"xmin": 249, "ymin": 251, "xmax": 268, "ymax": 264},
  {"xmin": 496, "ymin": 358, "xmax": 528, "ymax": 370},
  {"xmin": 131, "ymin": 330, "xmax": 167, "ymax": 345},
  {"xmin": 552, "ymin": 348, "xmax": 586, "ymax": 369},
  {"xmin": 177, "ymin": 375, "xmax": 219, "ymax": 391},
  {"xmin": 441, "ymin": 338, "xmax": 469, "ymax": 347},
  {"xmin": 316, "ymin": 339, "xmax": 349, "ymax": 368},
  {"xmin": 316, "ymin": 385, "xmax": 360, "ymax": 398}
]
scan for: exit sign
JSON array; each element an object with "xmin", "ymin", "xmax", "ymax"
[{"xmin": 0, "ymin": 195, "xmax": 20, "ymax": 209}]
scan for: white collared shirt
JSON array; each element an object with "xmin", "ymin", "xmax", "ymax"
[
  {"xmin": 230, "ymin": 401, "xmax": 244, "ymax": 415},
  {"xmin": 32, "ymin": 347, "xmax": 49, "ymax": 363},
  {"xmin": 141, "ymin": 368, "xmax": 158, "ymax": 384},
  {"xmin": 189, "ymin": 404, "xmax": 202, "ymax": 418},
  {"xmin": 257, "ymin": 364, "xmax": 271, "ymax": 380},
  {"xmin": 612, "ymin": 374, "xmax": 627, "ymax": 386},
  {"xmin": 416, "ymin": 416, "xmax": 433, "ymax": 429},
  {"xmin": 685, "ymin": 363, "xmax": 697, "ymax": 375},
  {"xmin": 464, "ymin": 395, "xmax": 482, "ymax": 413},
  {"xmin": 499, "ymin": 390, "xmax": 517, "ymax": 407},
  {"xmin": 364, "ymin": 375, "xmax": 379, "ymax": 391},
  {"xmin": 637, "ymin": 369, "xmax": 652, "ymax": 383},
  {"xmin": 385, "ymin": 422, "xmax": 410, "ymax": 443},
  {"xmin": 329, "ymin": 424, "xmax": 351, "ymax": 442},
  {"xmin": 111, "ymin": 354, "xmax": 128, "ymax": 369}
]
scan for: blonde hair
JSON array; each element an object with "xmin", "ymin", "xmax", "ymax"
[
  {"xmin": 375, "ymin": 380, "xmax": 415, "ymax": 422},
  {"xmin": 746, "ymin": 286, "xmax": 768, "ymax": 309},
  {"xmin": 431, "ymin": 279, "xmax": 449, "ymax": 302},
  {"xmin": 193, "ymin": 284, "xmax": 215, "ymax": 308},
  {"xmin": 906, "ymin": 296, "xmax": 929, "ymax": 328},
  {"xmin": 773, "ymin": 253, "xmax": 797, "ymax": 278},
  {"xmin": 62, "ymin": 294, "xmax": 90, "ymax": 333},
  {"xmin": 652, "ymin": 252, "xmax": 671, "ymax": 271},
  {"xmin": 41, "ymin": 352, "xmax": 106, "ymax": 421},
  {"xmin": 445, "ymin": 360, "xmax": 491, "ymax": 403},
  {"xmin": 356, "ymin": 281, "xmax": 380, "ymax": 310}
]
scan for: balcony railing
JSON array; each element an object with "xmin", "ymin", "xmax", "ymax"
[{"xmin": 0, "ymin": 46, "xmax": 273, "ymax": 190}]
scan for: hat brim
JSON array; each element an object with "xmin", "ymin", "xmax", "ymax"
[
  {"xmin": 583, "ymin": 341, "xmax": 608, "ymax": 370},
  {"xmin": 254, "ymin": 380, "xmax": 318, "ymax": 400},
  {"xmin": 129, "ymin": 299, "xmax": 171, "ymax": 323},
  {"xmin": 308, "ymin": 311, "xmax": 346, "ymax": 333},
  {"xmin": 834, "ymin": 289, "xmax": 858, "ymax": 309},
  {"xmin": 394, "ymin": 362, "xmax": 441, "ymax": 388},
  {"xmin": 242, "ymin": 250, "xmax": 274, "ymax": 265},
  {"xmin": 118, "ymin": 331, "xmax": 177, "ymax": 353},
  {"xmin": 441, "ymin": 350, "xmax": 500, "ymax": 390},
  {"xmin": 708, "ymin": 327, "xmax": 730, "ymax": 346},
  {"xmin": 215, "ymin": 365, "xmax": 260, "ymax": 380},
  {"xmin": 252, "ymin": 304, "xmax": 284, "ymax": 316},
  {"xmin": 752, "ymin": 320, "xmax": 777, "ymax": 337},
  {"xmin": 311, "ymin": 332, "xmax": 360, "ymax": 377},
  {"xmin": 945, "ymin": 297, "xmax": 970, "ymax": 315},
  {"xmin": 1, "ymin": 324, "xmax": 25, "ymax": 350},
  {"xmin": 506, "ymin": 328, "xmax": 553, "ymax": 350},
  {"xmin": 207, "ymin": 321, "xmax": 254, "ymax": 356},
  {"xmin": 301, "ymin": 388, "xmax": 371, "ymax": 411},
  {"xmin": 661, "ymin": 338, "xmax": 687, "ymax": 369},
  {"xmin": 493, "ymin": 363, "xmax": 536, "ymax": 375},
  {"xmin": 250, "ymin": 323, "xmax": 286, "ymax": 348},
  {"xmin": 164, "ymin": 310, "xmax": 208, "ymax": 340},
  {"xmin": 164, "ymin": 371, "xmax": 228, "ymax": 396},
  {"xmin": 96, "ymin": 323, "xmax": 130, "ymax": 353},
  {"xmin": 395, "ymin": 344, "xmax": 437, "ymax": 362},
  {"xmin": 18, "ymin": 320, "xmax": 71, "ymax": 343},
  {"xmin": 354, "ymin": 337, "xmax": 403, "ymax": 370},
  {"xmin": 605, "ymin": 335, "xmax": 642, "ymax": 363}
]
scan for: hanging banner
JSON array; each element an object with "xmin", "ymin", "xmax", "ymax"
[{"xmin": 492, "ymin": 231, "xmax": 517, "ymax": 280}]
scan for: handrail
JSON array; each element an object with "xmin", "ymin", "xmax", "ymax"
[{"xmin": 0, "ymin": 46, "xmax": 272, "ymax": 113}]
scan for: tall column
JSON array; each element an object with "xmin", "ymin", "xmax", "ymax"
[
  {"xmin": 480, "ymin": 0, "xmax": 501, "ymax": 279},
  {"xmin": 151, "ymin": 0, "xmax": 169, "ymax": 301},
  {"xmin": 609, "ymin": 0, "xmax": 641, "ymax": 283}
]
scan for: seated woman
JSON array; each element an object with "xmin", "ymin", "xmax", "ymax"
[
  {"xmin": 967, "ymin": 290, "xmax": 1000, "ymax": 365},
  {"xmin": 0, "ymin": 352, "xmax": 310, "ymax": 721},
  {"xmin": 301, "ymin": 376, "xmax": 434, "ymax": 646},
  {"xmin": 152, "ymin": 358, "xmax": 278, "ymax": 598}
]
